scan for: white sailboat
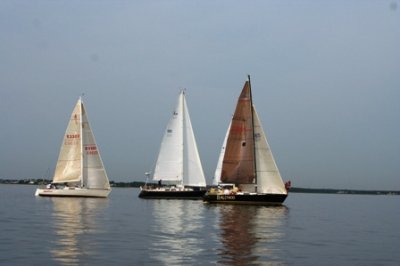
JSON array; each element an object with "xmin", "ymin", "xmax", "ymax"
[
  {"xmin": 35, "ymin": 98, "xmax": 111, "ymax": 198},
  {"xmin": 204, "ymin": 76, "xmax": 290, "ymax": 205},
  {"xmin": 139, "ymin": 90, "xmax": 207, "ymax": 199}
]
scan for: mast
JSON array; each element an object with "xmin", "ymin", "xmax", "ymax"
[
  {"xmin": 181, "ymin": 89, "xmax": 185, "ymax": 186},
  {"xmin": 248, "ymin": 75, "xmax": 258, "ymax": 188},
  {"xmin": 79, "ymin": 97, "xmax": 84, "ymax": 188}
]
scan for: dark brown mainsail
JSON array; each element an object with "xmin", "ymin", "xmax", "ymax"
[{"xmin": 220, "ymin": 81, "xmax": 256, "ymax": 184}]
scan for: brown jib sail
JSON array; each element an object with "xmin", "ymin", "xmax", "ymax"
[{"xmin": 221, "ymin": 81, "xmax": 256, "ymax": 184}]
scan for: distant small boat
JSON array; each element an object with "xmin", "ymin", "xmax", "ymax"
[
  {"xmin": 203, "ymin": 76, "xmax": 290, "ymax": 205},
  {"xmin": 35, "ymin": 98, "xmax": 111, "ymax": 198},
  {"xmin": 138, "ymin": 90, "xmax": 207, "ymax": 199}
]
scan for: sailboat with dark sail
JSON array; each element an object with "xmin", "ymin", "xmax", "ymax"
[
  {"xmin": 138, "ymin": 90, "xmax": 207, "ymax": 199},
  {"xmin": 203, "ymin": 76, "xmax": 290, "ymax": 205}
]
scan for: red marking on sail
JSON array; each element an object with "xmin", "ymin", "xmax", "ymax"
[{"xmin": 221, "ymin": 81, "xmax": 255, "ymax": 184}]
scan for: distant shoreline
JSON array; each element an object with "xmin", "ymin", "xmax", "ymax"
[
  {"xmin": 289, "ymin": 187, "xmax": 399, "ymax": 195},
  {"xmin": 1, "ymin": 178, "xmax": 399, "ymax": 196}
]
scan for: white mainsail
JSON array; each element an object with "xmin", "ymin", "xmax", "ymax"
[
  {"xmin": 153, "ymin": 92, "xmax": 184, "ymax": 184},
  {"xmin": 253, "ymin": 106, "xmax": 287, "ymax": 194},
  {"xmin": 153, "ymin": 90, "xmax": 206, "ymax": 187},
  {"xmin": 52, "ymin": 98, "xmax": 110, "ymax": 190}
]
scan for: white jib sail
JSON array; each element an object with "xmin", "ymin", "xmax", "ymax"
[
  {"xmin": 212, "ymin": 121, "xmax": 231, "ymax": 185},
  {"xmin": 153, "ymin": 91, "xmax": 184, "ymax": 184},
  {"xmin": 81, "ymin": 100, "xmax": 110, "ymax": 190},
  {"xmin": 53, "ymin": 100, "xmax": 83, "ymax": 184},
  {"xmin": 182, "ymin": 92, "xmax": 206, "ymax": 187},
  {"xmin": 253, "ymin": 106, "xmax": 287, "ymax": 194}
]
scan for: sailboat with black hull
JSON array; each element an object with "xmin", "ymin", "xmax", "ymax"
[
  {"xmin": 138, "ymin": 90, "xmax": 207, "ymax": 199},
  {"xmin": 203, "ymin": 76, "xmax": 290, "ymax": 205}
]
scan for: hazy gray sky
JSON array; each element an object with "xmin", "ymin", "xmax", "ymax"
[{"xmin": 1, "ymin": 1, "xmax": 399, "ymax": 190}]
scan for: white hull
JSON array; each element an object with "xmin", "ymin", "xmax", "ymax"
[{"xmin": 35, "ymin": 187, "xmax": 111, "ymax": 198}]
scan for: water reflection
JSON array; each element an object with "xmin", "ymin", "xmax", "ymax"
[
  {"xmin": 50, "ymin": 198, "xmax": 108, "ymax": 266},
  {"xmin": 216, "ymin": 205, "xmax": 288, "ymax": 265},
  {"xmin": 150, "ymin": 200, "xmax": 206, "ymax": 265}
]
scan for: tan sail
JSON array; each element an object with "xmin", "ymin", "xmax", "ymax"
[
  {"xmin": 81, "ymin": 103, "xmax": 110, "ymax": 190},
  {"xmin": 53, "ymin": 101, "xmax": 82, "ymax": 184},
  {"xmin": 253, "ymin": 106, "xmax": 287, "ymax": 194},
  {"xmin": 35, "ymin": 98, "xmax": 111, "ymax": 198},
  {"xmin": 221, "ymin": 81, "xmax": 256, "ymax": 184}
]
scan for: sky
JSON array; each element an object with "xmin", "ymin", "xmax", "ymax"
[{"xmin": 0, "ymin": 1, "xmax": 399, "ymax": 190}]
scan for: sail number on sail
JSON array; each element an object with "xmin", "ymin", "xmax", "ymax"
[
  {"xmin": 64, "ymin": 134, "xmax": 80, "ymax": 145},
  {"xmin": 85, "ymin": 145, "xmax": 98, "ymax": 155}
]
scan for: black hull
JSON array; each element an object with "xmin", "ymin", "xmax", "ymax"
[
  {"xmin": 203, "ymin": 193, "xmax": 287, "ymax": 205},
  {"xmin": 138, "ymin": 189, "xmax": 206, "ymax": 199}
]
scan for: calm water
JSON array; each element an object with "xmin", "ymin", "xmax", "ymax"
[{"xmin": 0, "ymin": 185, "xmax": 399, "ymax": 265}]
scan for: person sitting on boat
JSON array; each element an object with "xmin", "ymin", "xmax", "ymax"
[
  {"xmin": 231, "ymin": 186, "xmax": 239, "ymax": 195},
  {"xmin": 285, "ymin": 181, "xmax": 292, "ymax": 191},
  {"xmin": 46, "ymin": 183, "xmax": 52, "ymax": 189},
  {"xmin": 158, "ymin": 179, "xmax": 162, "ymax": 187}
]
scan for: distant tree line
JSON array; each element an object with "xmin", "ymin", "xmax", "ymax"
[
  {"xmin": 0, "ymin": 179, "xmax": 399, "ymax": 195},
  {"xmin": 289, "ymin": 187, "xmax": 400, "ymax": 195},
  {"xmin": 0, "ymin": 178, "xmax": 146, "ymax": 187}
]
